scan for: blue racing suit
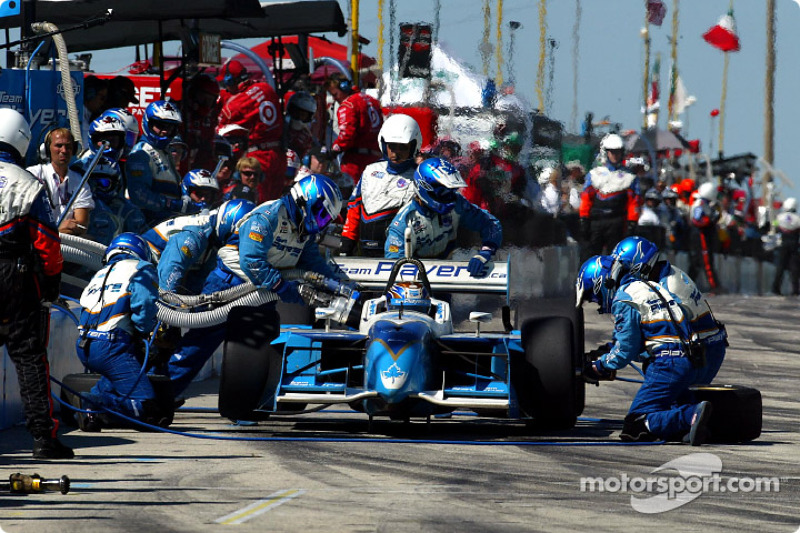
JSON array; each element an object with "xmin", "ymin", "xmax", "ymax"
[
  {"xmin": 76, "ymin": 257, "xmax": 160, "ymax": 420},
  {"xmin": 384, "ymin": 196, "xmax": 502, "ymax": 259},
  {"xmin": 238, "ymin": 197, "xmax": 341, "ymax": 289},
  {"xmin": 141, "ymin": 210, "xmax": 214, "ymax": 262},
  {"xmin": 88, "ymin": 198, "xmax": 148, "ymax": 246},
  {"xmin": 156, "ymin": 222, "xmax": 218, "ymax": 294},
  {"xmin": 597, "ymin": 277, "xmax": 721, "ymax": 439},
  {"xmin": 126, "ymin": 138, "xmax": 186, "ymax": 224},
  {"xmin": 162, "ymin": 219, "xmax": 251, "ymax": 397}
]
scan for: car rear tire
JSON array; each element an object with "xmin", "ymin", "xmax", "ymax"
[
  {"xmin": 517, "ymin": 317, "xmax": 577, "ymax": 430},
  {"xmin": 689, "ymin": 384, "xmax": 762, "ymax": 443},
  {"xmin": 218, "ymin": 305, "xmax": 281, "ymax": 421}
]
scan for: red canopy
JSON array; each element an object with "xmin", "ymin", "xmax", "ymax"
[{"xmin": 228, "ymin": 35, "xmax": 377, "ymax": 85}]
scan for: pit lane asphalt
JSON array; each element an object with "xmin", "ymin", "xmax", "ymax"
[{"xmin": 1, "ymin": 294, "xmax": 798, "ymax": 532}]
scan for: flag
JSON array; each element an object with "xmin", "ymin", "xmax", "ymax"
[
  {"xmin": 703, "ymin": 9, "xmax": 740, "ymax": 52},
  {"xmin": 646, "ymin": 54, "xmax": 661, "ymax": 114},
  {"xmin": 669, "ymin": 72, "xmax": 694, "ymax": 116},
  {"xmin": 646, "ymin": 0, "xmax": 667, "ymax": 26}
]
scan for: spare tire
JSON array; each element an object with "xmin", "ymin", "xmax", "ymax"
[{"xmin": 689, "ymin": 384, "xmax": 762, "ymax": 443}]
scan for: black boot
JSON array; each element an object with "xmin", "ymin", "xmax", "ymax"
[
  {"xmin": 32, "ymin": 437, "xmax": 74, "ymax": 459},
  {"xmin": 620, "ymin": 413, "xmax": 659, "ymax": 442}
]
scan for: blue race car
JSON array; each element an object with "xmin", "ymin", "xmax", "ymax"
[{"xmin": 218, "ymin": 256, "xmax": 585, "ymax": 430}]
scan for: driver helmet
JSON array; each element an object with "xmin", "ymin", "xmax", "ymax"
[
  {"xmin": 413, "ymin": 157, "xmax": 466, "ymax": 214},
  {"xmin": 289, "ymin": 173, "xmax": 343, "ymax": 236},
  {"xmin": 89, "ymin": 112, "xmax": 128, "ymax": 161},
  {"xmin": 104, "ymin": 232, "xmax": 152, "ymax": 265},
  {"xmin": 142, "ymin": 100, "xmax": 182, "ymax": 149},
  {"xmin": 181, "ymin": 169, "xmax": 220, "ymax": 210},
  {"xmin": 386, "ymin": 281, "xmax": 431, "ymax": 313},
  {"xmin": 609, "ymin": 236, "xmax": 660, "ymax": 286},
  {"xmin": 783, "ymin": 197, "xmax": 798, "ymax": 213},
  {"xmin": 575, "ymin": 255, "xmax": 616, "ymax": 314}
]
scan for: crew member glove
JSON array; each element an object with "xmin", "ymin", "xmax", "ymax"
[
  {"xmin": 467, "ymin": 248, "xmax": 494, "ymax": 277},
  {"xmin": 626, "ymin": 220, "xmax": 638, "ymax": 235},
  {"xmin": 586, "ymin": 343, "xmax": 612, "ymax": 361},
  {"xmin": 40, "ymin": 273, "xmax": 61, "ymax": 303},
  {"xmin": 338, "ymin": 237, "xmax": 357, "ymax": 256},
  {"xmin": 166, "ymin": 196, "xmax": 192, "ymax": 214},
  {"xmin": 579, "ymin": 218, "xmax": 591, "ymax": 241},
  {"xmin": 583, "ymin": 359, "xmax": 616, "ymax": 385},
  {"xmin": 274, "ymin": 280, "xmax": 303, "ymax": 305}
]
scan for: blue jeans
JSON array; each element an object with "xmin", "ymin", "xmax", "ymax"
[
  {"xmin": 629, "ymin": 344, "xmax": 725, "ymax": 439},
  {"xmin": 75, "ymin": 335, "xmax": 155, "ymax": 419},
  {"xmin": 167, "ymin": 267, "xmax": 244, "ymax": 397}
]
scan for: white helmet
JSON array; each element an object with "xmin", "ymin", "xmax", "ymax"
[
  {"xmin": 697, "ymin": 182, "xmax": 717, "ymax": 201},
  {"xmin": 538, "ymin": 167, "xmax": 558, "ymax": 185},
  {"xmin": 0, "ymin": 108, "xmax": 32, "ymax": 159},
  {"xmin": 600, "ymin": 133, "xmax": 624, "ymax": 151},
  {"xmin": 378, "ymin": 114, "xmax": 422, "ymax": 158},
  {"xmin": 783, "ymin": 197, "xmax": 797, "ymax": 213}
]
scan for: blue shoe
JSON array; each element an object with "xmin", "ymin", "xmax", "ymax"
[{"xmin": 686, "ymin": 401, "xmax": 713, "ymax": 446}]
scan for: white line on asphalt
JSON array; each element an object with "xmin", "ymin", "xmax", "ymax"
[{"xmin": 214, "ymin": 489, "xmax": 305, "ymax": 525}]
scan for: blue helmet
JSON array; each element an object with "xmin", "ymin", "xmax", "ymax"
[
  {"xmin": 214, "ymin": 199, "xmax": 256, "ymax": 244},
  {"xmin": 104, "ymin": 107, "xmax": 140, "ymax": 152},
  {"xmin": 610, "ymin": 236, "xmax": 660, "ymax": 285},
  {"xmin": 575, "ymin": 255, "xmax": 615, "ymax": 314},
  {"xmin": 181, "ymin": 169, "xmax": 220, "ymax": 210},
  {"xmin": 142, "ymin": 100, "xmax": 182, "ymax": 149},
  {"xmin": 104, "ymin": 232, "xmax": 152, "ymax": 264},
  {"xmin": 386, "ymin": 281, "xmax": 431, "ymax": 313},
  {"xmin": 413, "ymin": 157, "xmax": 466, "ymax": 214},
  {"xmin": 289, "ymin": 173, "xmax": 343, "ymax": 236},
  {"xmin": 89, "ymin": 112, "xmax": 127, "ymax": 160}
]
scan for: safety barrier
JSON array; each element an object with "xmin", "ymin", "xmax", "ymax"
[{"xmin": 0, "ymin": 244, "xmax": 785, "ymax": 430}]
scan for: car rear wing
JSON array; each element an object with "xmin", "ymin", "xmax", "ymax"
[{"xmin": 334, "ymin": 257, "xmax": 510, "ymax": 296}]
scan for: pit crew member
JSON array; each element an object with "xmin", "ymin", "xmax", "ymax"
[
  {"xmin": 576, "ymin": 255, "xmax": 714, "ymax": 445},
  {"xmin": 384, "ymin": 157, "xmax": 502, "ymax": 277}
]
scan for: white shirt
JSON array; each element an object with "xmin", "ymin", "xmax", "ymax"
[
  {"xmin": 27, "ymin": 162, "xmax": 95, "ymax": 224},
  {"xmin": 538, "ymin": 183, "xmax": 561, "ymax": 215}
]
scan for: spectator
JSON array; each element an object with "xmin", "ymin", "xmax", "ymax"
[
  {"xmin": 579, "ymin": 133, "xmax": 641, "ymax": 260},
  {"xmin": 325, "ymin": 73, "xmax": 383, "ymax": 183},
  {"xmin": 771, "ymin": 197, "xmax": 800, "ymax": 296},
  {"xmin": 27, "ymin": 128, "xmax": 93, "ymax": 235},
  {"xmin": 536, "ymin": 167, "xmax": 561, "ymax": 217},
  {"xmin": 284, "ymin": 91, "xmax": 317, "ymax": 158},
  {"xmin": 340, "ymin": 113, "xmax": 421, "ymax": 257},
  {"xmin": 183, "ymin": 74, "xmax": 221, "ymax": 172},
  {"xmin": 82, "ymin": 76, "xmax": 109, "ymax": 141},
  {"xmin": 688, "ymin": 181, "xmax": 722, "ymax": 291},
  {"xmin": 217, "ymin": 59, "xmax": 285, "ymax": 203},
  {"xmin": 105, "ymin": 76, "xmax": 139, "ymax": 110},
  {"xmin": 0, "ymin": 109, "xmax": 73, "ymax": 459},
  {"xmin": 222, "ymin": 156, "xmax": 262, "ymax": 203}
]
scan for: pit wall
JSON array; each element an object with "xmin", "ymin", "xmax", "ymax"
[{"xmin": 0, "ymin": 245, "xmax": 786, "ymax": 430}]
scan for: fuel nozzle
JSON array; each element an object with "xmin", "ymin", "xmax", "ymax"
[{"xmin": 3, "ymin": 473, "xmax": 70, "ymax": 494}]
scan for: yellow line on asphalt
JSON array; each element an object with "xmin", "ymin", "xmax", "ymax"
[{"xmin": 215, "ymin": 489, "xmax": 305, "ymax": 525}]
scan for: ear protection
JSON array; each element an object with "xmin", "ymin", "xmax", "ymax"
[
  {"xmin": 339, "ymin": 79, "xmax": 352, "ymax": 93},
  {"xmin": 39, "ymin": 128, "xmax": 79, "ymax": 162},
  {"xmin": 302, "ymin": 153, "xmax": 311, "ymax": 167}
]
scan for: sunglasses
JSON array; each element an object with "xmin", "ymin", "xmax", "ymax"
[{"xmin": 240, "ymin": 170, "xmax": 259, "ymax": 177}]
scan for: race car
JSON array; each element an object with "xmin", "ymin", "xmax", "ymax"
[{"xmin": 218, "ymin": 256, "xmax": 585, "ymax": 430}]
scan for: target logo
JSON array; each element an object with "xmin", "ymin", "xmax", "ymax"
[{"xmin": 259, "ymin": 101, "xmax": 278, "ymax": 127}]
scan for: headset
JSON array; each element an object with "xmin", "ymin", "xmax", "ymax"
[
  {"xmin": 38, "ymin": 127, "xmax": 79, "ymax": 162},
  {"xmin": 302, "ymin": 153, "xmax": 311, "ymax": 168}
]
